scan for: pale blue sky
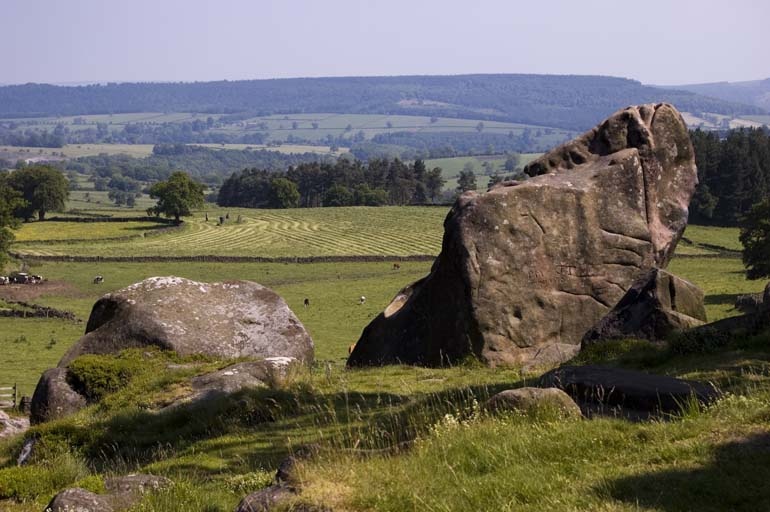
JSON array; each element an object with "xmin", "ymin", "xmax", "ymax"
[{"xmin": 4, "ymin": 0, "xmax": 768, "ymax": 85}]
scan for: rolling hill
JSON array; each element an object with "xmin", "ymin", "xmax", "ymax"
[{"xmin": 0, "ymin": 74, "xmax": 763, "ymax": 132}]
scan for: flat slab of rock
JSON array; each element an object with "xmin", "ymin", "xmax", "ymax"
[
  {"xmin": 582, "ymin": 268, "xmax": 706, "ymax": 346},
  {"xmin": 539, "ymin": 365, "xmax": 719, "ymax": 414},
  {"xmin": 349, "ymin": 104, "xmax": 697, "ymax": 368},
  {"xmin": 486, "ymin": 387, "xmax": 582, "ymax": 418},
  {"xmin": 58, "ymin": 277, "xmax": 313, "ymax": 366}
]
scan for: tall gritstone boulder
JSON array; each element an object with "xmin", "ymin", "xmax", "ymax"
[{"xmin": 348, "ymin": 103, "xmax": 698, "ymax": 368}]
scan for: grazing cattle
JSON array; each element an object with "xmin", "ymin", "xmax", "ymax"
[
  {"xmin": 93, "ymin": 275, "xmax": 104, "ymax": 285},
  {"xmin": 303, "ymin": 298, "xmax": 310, "ymax": 308},
  {"xmin": 30, "ymin": 275, "xmax": 43, "ymax": 284},
  {"xmin": 0, "ymin": 276, "xmax": 8, "ymax": 285},
  {"xmin": 359, "ymin": 296, "xmax": 366, "ymax": 305},
  {"xmin": 392, "ymin": 263, "xmax": 401, "ymax": 270}
]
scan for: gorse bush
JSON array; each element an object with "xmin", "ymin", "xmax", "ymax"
[{"xmin": 67, "ymin": 352, "xmax": 145, "ymax": 402}]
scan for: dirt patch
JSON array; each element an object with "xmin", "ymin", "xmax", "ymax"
[{"xmin": 0, "ymin": 280, "xmax": 84, "ymax": 303}]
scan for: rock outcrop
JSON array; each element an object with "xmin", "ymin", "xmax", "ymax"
[
  {"xmin": 581, "ymin": 268, "xmax": 706, "ymax": 346},
  {"xmin": 44, "ymin": 475, "xmax": 170, "ymax": 512},
  {"xmin": 58, "ymin": 277, "xmax": 314, "ymax": 366},
  {"xmin": 30, "ymin": 368, "xmax": 87, "ymax": 424},
  {"xmin": 539, "ymin": 365, "xmax": 720, "ymax": 415},
  {"xmin": 348, "ymin": 104, "xmax": 698, "ymax": 367},
  {"xmin": 31, "ymin": 277, "xmax": 312, "ymax": 423}
]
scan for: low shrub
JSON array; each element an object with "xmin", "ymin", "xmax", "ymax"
[
  {"xmin": 0, "ymin": 452, "xmax": 90, "ymax": 501},
  {"xmin": 668, "ymin": 327, "xmax": 732, "ymax": 355}
]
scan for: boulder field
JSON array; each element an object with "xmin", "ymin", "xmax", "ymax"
[{"xmin": 348, "ymin": 103, "xmax": 699, "ymax": 368}]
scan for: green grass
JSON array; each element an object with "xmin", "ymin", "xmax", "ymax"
[
  {"xmin": 682, "ymin": 224, "xmax": 742, "ymax": 252},
  {"xmin": 12, "ymin": 207, "xmax": 447, "ymax": 258},
  {"xmin": 0, "ymin": 259, "xmax": 433, "ymax": 397},
  {"xmin": 2, "ymin": 217, "xmax": 768, "ymax": 511},
  {"xmin": 13, "ymin": 220, "xmax": 168, "ymax": 243},
  {"xmin": 426, "ymin": 154, "xmax": 542, "ymax": 191}
]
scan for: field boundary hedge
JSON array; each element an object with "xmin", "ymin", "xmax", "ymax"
[{"xmin": 9, "ymin": 253, "xmax": 436, "ymax": 264}]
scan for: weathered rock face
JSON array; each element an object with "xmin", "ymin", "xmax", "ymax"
[
  {"xmin": 486, "ymin": 387, "xmax": 582, "ymax": 418},
  {"xmin": 581, "ymin": 268, "xmax": 706, "ymax": 346},
  {"xmin": 30, "ymin": 367, "xmax": 87, "ymax": 424},
  {"xmin": 348, "ymin": 104, "xmax": 698, "ymax": 367},
  {"xmin": 45, "ymin": 488, "xmax": 114, "ymax": 512},
  {"xmin": 59, "ymin": 277, "xmax": 314, "ymax": 366}
]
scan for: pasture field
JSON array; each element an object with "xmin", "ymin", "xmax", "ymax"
[
  {"xmin": 12, "ymin": 220, "xmax": 167, "ymax": 243},
  {"xmin": 1, "ymin": 213, "xmax": 769, "ymax": 511},
  {"xmin": 0, "ymin": 143, "xmax": 345, "ymax": 163},
  {"xmin": 210, "ymin": 113, "xmax": 573, "ymax": 145},
  {"xmin": 426, "ymin": 153, "xmax": 542, "ymax": 191},
  {"xmin": 0, "ymin": 260, "xmax": 433, "ymax": 396},
  {"xmin": 3, "ymin": 111, "xmax": 574, "ymax": 148},
  {"xmin": 11, "ymin": 206, "xmax": 448, "ymax": 258},
  {"xmin": 66, "ymin": 189, "xmax": 159, "ymax": 212},
  {"xmin": 2, "ymin": 216, "xmax": 762, "ymax": 396}
]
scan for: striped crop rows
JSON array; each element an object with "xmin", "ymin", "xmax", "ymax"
[{"xmin": 12, "ymin": 206, "xmax": 448, "ymax": 259}]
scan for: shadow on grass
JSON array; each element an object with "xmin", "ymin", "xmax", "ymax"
[
  {"xmin": 80, "ymin": 378, "xmax": 519, "ymax": 476},
  {"xmin": 704, "ymin": 293, "xmax": 741, "ymax": 307},
  {"xmin": 603, "ymin": 432, "xmax": 770, "ymax": 512}
]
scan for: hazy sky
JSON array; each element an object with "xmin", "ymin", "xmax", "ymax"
[{"xmin": 4, "ymin": 0, "xmax": 769, "ymax": 86}]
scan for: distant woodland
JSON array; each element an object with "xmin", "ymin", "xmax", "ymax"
[
  {"xmin": 0, "ymin": 75, "xmax": 762, "ymax": 131},
  {"xmin": 690, "ymin": 127, "xmax": 770, "ymax": 225},
  {"xmin": 217, "ymin": 158, "xmax": 445, "ymax": 208}
]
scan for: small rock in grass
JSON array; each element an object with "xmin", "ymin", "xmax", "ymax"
[
  {"xmin": 45, "ymin": 488, "xmax": 114, "ymax": 512},
  {"xmin": 486, "ymin": 387, "xmax": 582, "ymax": 419}
]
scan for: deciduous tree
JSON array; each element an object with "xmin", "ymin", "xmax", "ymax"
[
  {"xmin": 147, "ymin": 171, "xmax": 205, "ymax": 222},
  {"xmin": 7, "ymin": 164, "xmax": 69, "ymax": 221}
]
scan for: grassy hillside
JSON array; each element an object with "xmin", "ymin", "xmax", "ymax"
[
  {"xmin": 0, "ymin": 75, "xmax": 762, "ymax": 131},
  {"xmin": 1, "ymin": 211, "xmax": 768, "ymax": 511}
]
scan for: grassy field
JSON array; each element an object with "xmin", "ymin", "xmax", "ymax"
[
  {"xmin": 2, "ymin": 111, "xmax": 574, "ymax": 149},
  {"xmin": 1, "ymin": 211, "xmax": 768, "ymax": 511},
  {"xmin": 426, "ymin": 153, "xmax": 542, "ymax": 191},
  {"xmin": 11, "ymin": 207, "xmax": 448, "ymax": 258}
]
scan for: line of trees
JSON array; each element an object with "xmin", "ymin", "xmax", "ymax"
[
  {"xmin": 217, "ymin": 158, "xmax": 445, "ymax": 208},
  {"xmin": 690, "ymin": 127, "xmax": 770, "ymax": 226}
]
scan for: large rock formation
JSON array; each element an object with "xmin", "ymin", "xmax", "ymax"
[
  {"xmin": 59, "ymin": 277, "xmax": 314, "ymax": 366},
  {"xmin": 581, "ymin": 268, "xmax": 707, "ymax": 346},
  {"xmin": 348, "ymin": 104, "xmax": 697, "ymax": 367},
  {"xmin": 31, "ymin": 277, "xmax": 313, "ymax": 423}
]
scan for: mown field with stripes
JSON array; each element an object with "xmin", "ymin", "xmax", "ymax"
[{"xmin": 11, "ymin": 206, "xmax": 448, "ymax": 258}]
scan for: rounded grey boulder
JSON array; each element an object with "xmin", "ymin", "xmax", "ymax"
[
  {"xmin": 486, "ymin": 387, "xmax": 582, "ymax": 418},
  {"xmin": 58, "ymin": 277, "xmax": 314, "ymax": 366}
]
